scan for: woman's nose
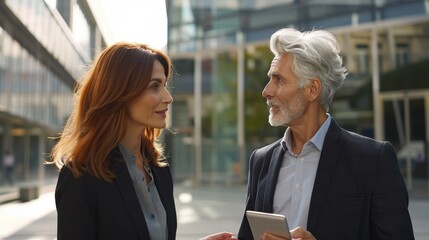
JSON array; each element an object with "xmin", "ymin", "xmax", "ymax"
[{"xmin": 164, "ymin": 89, "xmax": 173, "ymax": 104}]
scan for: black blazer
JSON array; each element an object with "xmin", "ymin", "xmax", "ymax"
[
  {"xmin": 238, "ymin": 120, "xmax": 414, "ymax": 240},
  {"xmin": 55, "ymin": 148, "xmax": 177, "ymax": 240}
]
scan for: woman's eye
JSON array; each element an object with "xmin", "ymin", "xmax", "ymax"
[{"xmin": 150, "ymin": 83, "xmax": 160, "ymax": 90}]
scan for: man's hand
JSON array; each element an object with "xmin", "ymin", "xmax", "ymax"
[
  {"xmin": 289, "ymin": 227, "xmax": 316, "ymax": 240},
  {"xmin": 261, "ymin": 227, "xmax": 316, "ymax": 240},
  {"xmin": 200, "ymin": 232, "xmax": 238, "ymax": 240}
]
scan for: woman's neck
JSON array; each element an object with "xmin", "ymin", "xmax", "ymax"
[{"xmin": 120, "ymin": 134, "xmax": 142, "ymax": 157}]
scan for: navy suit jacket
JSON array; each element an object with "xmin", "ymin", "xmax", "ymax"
[
  {"xmin": 238, "ymin": 120, "xmax": 414, "ymax": 240},
  {"xmin": 55, "ymin": 148, "xmax": 177, "ymax": 240}
]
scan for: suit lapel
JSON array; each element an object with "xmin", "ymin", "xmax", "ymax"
[
  {"xmin": 263, "ymin": 144, "xmax": 285, "ymax": 212},
  {"xmin": 152, "ymin": 167, "xmax": 165, "ymax": 203},
  {"xmin": 307, "ymin": 120, "xmax": 341, "ymax": 231},
  {"xmin": 111, "ymin": 159, "xmax": 151, "ymax": 239}
]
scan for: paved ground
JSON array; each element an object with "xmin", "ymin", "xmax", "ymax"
[{"xmin": 0, "ymin": 183, "xmax": 428, "ymax": 240}]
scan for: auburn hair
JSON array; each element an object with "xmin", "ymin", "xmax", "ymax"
[{"xmin": 50, "ymin": 42, "xmax": 172, "ymax": 182}]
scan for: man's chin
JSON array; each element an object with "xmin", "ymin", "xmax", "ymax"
[{"xmin": 268, "ymin": 119, "xmax": 285, "ymax": 127}]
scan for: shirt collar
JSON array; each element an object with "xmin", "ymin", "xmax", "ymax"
[
  {"xmin": 281, "ymin": 114, "xmax": 332, "ymax": 152},
  {"xmin": 118, "ymin": 144, "xmax": 152, "ymax": 173}
]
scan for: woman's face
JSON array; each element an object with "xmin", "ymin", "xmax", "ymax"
[{"xmin": 127, "ymin": 60, "xmax": 173, "ymax": 131}]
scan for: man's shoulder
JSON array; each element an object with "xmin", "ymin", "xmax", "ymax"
[
  {"xmin": 254, "ymin": 139, "xmax": 282, "ymax": 155},
  {"xmin": 341, "ymin": 128, "xmax": 384, "ymax": 145},
  {"xmin": 329, "ymin": 119, "xmax": 383, "ymax": 144}
]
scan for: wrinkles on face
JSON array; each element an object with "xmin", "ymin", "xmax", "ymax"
[
  {"xmin": 264, "ymin": 53, "xmax": 308, "ymax": 126},
  {"xmin": 267, "ymin": 88, "xmax": 307, "ymax": 126}
]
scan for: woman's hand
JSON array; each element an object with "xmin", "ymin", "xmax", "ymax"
[{"xmin": 200, "ymin": 232, "xmax": 238, "ymax": 240}]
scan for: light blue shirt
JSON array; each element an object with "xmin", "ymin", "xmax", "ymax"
[
  {"xmin": 273, "ymin": 115, "xmax": 331, "ymax": 229},
  {"xmin": 119, "ymin": 144, "xmax": 168, "ymax": 240}
]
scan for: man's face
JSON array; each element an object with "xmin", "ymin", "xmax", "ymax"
[{"xmin": 263, "ymin": 53, "xmax": 309, "ymax": 126}]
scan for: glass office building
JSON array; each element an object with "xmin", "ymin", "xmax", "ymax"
[
  {"xmin": 0, "ymin": 0, "xmax": 105, "ymax": 186},
  {"xmin": 166, "ymin": 0, "xmax": 429, "ymax": 194}
]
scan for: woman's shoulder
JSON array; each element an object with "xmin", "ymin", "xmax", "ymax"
[{"xmin": 56, "ymin": 165, "xmax": 100, "ymax": 192}]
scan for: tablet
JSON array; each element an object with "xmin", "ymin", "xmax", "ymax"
[{"xmin": 246, "ymin": 210, "xmax": 291, "ymax": 239}]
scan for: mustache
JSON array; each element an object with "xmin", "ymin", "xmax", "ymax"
[{"xmin": 266, "ymin": 100, "xmax": 279, "ymax": 107}]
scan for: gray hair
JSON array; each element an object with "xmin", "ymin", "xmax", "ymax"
[{"xmin": 269, "ymin": 28, "xmax": 347, "ymax": 111}]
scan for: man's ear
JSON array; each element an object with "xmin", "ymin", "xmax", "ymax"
[{"xmin": 308, "ymin": 78, "xmax": 321, "ymax": 101}]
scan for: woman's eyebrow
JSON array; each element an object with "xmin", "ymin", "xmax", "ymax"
[{"xmin": 150, "ymin": 77, "xmax": 166, "ymax": 83}]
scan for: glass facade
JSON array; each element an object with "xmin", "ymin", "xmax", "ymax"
[
  {"xmin": 167, "ymin": 0, "xmax": 429, "ymax": 193},
  {"xmin": 0, "ymin": 29, "xmax": 72, "ymax": 128},
  {"xmin": 6, "ymin": 0, "xmax": 89, "ymax": 79},
  {"xmin": 0, "ymin": 0, "xmax": 105, "ymax": 186}
]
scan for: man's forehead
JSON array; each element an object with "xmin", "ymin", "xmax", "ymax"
[{"xmin": 267, "ymin": 59, "xmax": 280, "ymax": 76}]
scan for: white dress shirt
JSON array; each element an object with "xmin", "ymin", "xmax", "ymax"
[{"xmin": 273, "ymin": 115, "xmax": 331, "ymax": 229}]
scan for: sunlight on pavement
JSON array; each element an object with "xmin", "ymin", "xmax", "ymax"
[
  {"xmin": 0, "ymin": 192, "xmax": 56, "ymax": 238},
  {"xmin": 178, "ymin": 192, "xmax": 193, "ymax": 203},
  {"xmin": 201, "ymin": 207, "xmax": 219, "ymax": 219},
  {"xmin": 178, "ymin": 206, "xmax": 199, "ymax": 224}
]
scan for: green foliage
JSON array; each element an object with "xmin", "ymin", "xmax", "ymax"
[
  {"xmin": 380, "ymin": 59, "xmax": 429, "ymax": 91},
  {"xmin": 244, "ymin": 46, "xmax": 285, "ymax": 139}
]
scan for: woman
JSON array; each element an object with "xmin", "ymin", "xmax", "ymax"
[{"xmin": 50, "ymin": 43, "xmax": 235, "ymax": 240}]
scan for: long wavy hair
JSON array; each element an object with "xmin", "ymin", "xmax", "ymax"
[{"xmin": 50, "ymin": 42, "xmax": 172, "ymax": 182}]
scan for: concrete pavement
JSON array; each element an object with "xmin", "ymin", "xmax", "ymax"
[{"xmin": 0, "ymin": 184, "xmax": 428, "ymax": 240}]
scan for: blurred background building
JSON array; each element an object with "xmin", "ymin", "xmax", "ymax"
[
  {"xmin": 0, "ymin": 0, "xmax": 428, "ymax": 198},
  {"xmin": 0, "ymin": 0, "xmax": 105, "ymax": 186},
  {"xmin": 166, "ymin": 0, "xmax": 429, "ymax": 195}
]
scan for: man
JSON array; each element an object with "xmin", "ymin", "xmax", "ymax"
[{"xmin": 238, "ymin": 28, "xmax": 414, "ymax": 240}]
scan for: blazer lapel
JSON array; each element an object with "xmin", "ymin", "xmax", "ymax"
[
  {"xmin": 111, "ymin": 158, "xmax": 150, "ymax": 239},
  {"xmin": 263, "ymin": 144, "xmax": 285, "ymax": 212},
  {"xmin": 307, "ymin": 120, "xmax": 341, "ymax": 231}
]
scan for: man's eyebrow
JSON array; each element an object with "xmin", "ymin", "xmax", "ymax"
[{"xmin": 267, "ymin": 70, "xmax": 280, "ymax": 77}]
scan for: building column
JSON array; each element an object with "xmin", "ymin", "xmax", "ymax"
[
  {"xmin": 35, "ymin": 131, "xmax": 46, "ymax": 185},
  {"xmin": 237, "ymin": 31, "xmax": 245, "ymax": 184},
  {"xmin": 193, "ymin": 36, "xmax": 203, "ymax": 186},
  {"xmin": 23, "ymin": 130, "xmax": 30, "ymax": 181},
  {"xmin": 387, "ymin": 28, "xmax": 396, "ymax": 70},
  {"xmin": 371, "ymin": 29, "xmax": 382, "ymax": 141},
  {"xmin": 2, "ymin": 122, "xmax": 12, "ymax": 154}
]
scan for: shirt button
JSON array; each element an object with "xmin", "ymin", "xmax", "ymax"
[
  {"xmin": 148, "ymin": 188, "xmax": 150, "ymax": 192},
  {"xmin": 151, "ymin": 214, "xmax": 155, "ymax": 219},
  {"xmin": 300, "ymin": 157, "xmax": 304, "ymax": 161},
  {"xmin": 295, "ymin": 183, "xmax": 300, "ymax": 188}
]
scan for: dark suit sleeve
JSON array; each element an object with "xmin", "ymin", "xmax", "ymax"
[
  {"xmin": 238, "ymin": 152, "xmax": 255, "ymax": 240},
  {"xmin": 55, "ymin": 167, "xmax": 97, "ymax": 240},
  {"xmin": 370, "ymin": 142, "xmax": 414, "ymax": 239},
  {"xmin": 238, "ymin": 150, "xmax": 262, "ymax": 240}
]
